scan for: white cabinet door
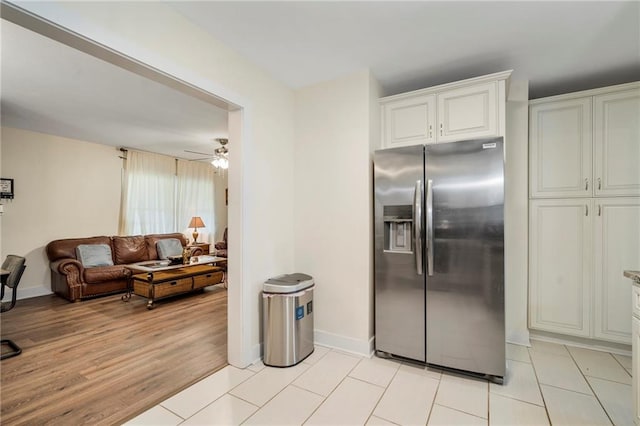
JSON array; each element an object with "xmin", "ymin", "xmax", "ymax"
[
  {"xmin": 529, "ymin": 199, "xmax": 592, "ymax": 337},
  {"xmin": 529, "ymin": 97, "xmax": 593, "ymax": 198},
  {"xmin": 382, "ymin": 94, "xmax": 436, "ymax": 148},
  {"xmin": 594, "ymin": 88, "xmax": 640, "ymax": 197},
  {"xmin": 437, "ymin": 82, "xmax": 497, "ymax": 143},
  {"xmin": 593, "ymin": 197, "xmax": 640, "ymax": 343}
]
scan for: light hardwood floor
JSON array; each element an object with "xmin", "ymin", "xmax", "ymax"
[{"xmin": 1, "ymin": 285, "xmax": 228, "ymax": 425}]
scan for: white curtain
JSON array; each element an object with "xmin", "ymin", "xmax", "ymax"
[
  {"xmin": 177, "ymin": 159, "xmax": 216, "ymax": 244},
  {"xmin": 120, "ymin": 150, "xmax": 176, "ymax": 235}
]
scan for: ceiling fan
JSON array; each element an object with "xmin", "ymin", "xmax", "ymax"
[{"xmin": 185, "ymin": 138, "xmax": 229, "ymax": 169}]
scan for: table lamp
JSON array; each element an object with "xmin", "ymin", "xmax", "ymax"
[{"xmin": 188, "ymin": 216, "xmax": 205, "ymax": 244}]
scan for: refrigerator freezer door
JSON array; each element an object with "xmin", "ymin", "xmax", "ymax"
[
  {"xmin": 374, "ymin": 145, "xmax": 425, "ymax": 362},
  {"xmin": 425, "ymin": 137, "xmax": 505, "ymax": 378}
]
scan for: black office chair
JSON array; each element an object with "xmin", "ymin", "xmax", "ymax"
[{"xmin": 1, "ymin": 255, "xmax": 26, "ymax": 360}]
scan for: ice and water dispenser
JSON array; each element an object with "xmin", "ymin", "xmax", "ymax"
[{"xmin": 383, "ymin": 205, "xmax": 413, "ymax": 253}]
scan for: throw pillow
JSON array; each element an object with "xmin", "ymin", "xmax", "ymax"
[
  {"xmin": 156, "ymin": 238, "xmax": 183, "ymax": 259},
  {"xmin": 76, "ymin": 244, "xmax": 114, "ymax": 268}
]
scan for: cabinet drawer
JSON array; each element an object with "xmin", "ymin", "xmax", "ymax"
[
  {"xmin": 194, "ymin": 271, "xmax": 224, "ymax": 289},
  {"xmin": 633, "ymin": 285, "xmax": 640, "ymax": 319},
  {"xmin": 154, "ymin": 277, "xmax": 193, "ymax": 298}
]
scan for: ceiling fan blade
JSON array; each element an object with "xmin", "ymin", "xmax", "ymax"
[
  {"xmin": 184, "ymin": 149, "xmax": 212, "ymax": 156},
  {"xmin": 188, "ymin": 156, "xmax": 214, "ymax": 161}
]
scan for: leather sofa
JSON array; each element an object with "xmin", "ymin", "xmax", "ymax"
[{"xmin": 46, "ymin": 233, "xmax": 203, "ymax": 302}]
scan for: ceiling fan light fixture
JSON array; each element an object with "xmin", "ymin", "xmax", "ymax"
[{"xmin": 211, "ymin": 138, "xmax": 229, "ymax": 170}]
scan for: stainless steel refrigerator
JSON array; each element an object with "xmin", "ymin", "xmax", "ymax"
[{"xmin": 374, "ymin": 137, "xmax": 505, "ymax": 382}]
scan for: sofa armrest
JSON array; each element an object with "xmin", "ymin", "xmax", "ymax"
[
  {"xmin": 50, "ymin": 258, "xmax": 85, "ymax": 301},
  {"xmin": 191, "ymin": 247, "xmax": 203, "ymax": 256},
  {"xmin": 51, "ymin": 258, "xmax": 84, "ymax": 277},
  {"xmin": 214, "ymin": 241, "xmax": 227, "ymax": 250}
]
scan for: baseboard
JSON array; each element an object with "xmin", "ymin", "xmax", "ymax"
[
  {"xmin": 314, "ymin": 329, "xmax": 374, "ymax": 358},
  {"xmin": 529, "ymin": 330, "xmax": 632, "ymax": 356},
  {"xmin": 506, "ymin": 330, "xmax": 531, "ymax": 347},
  {"xmin": 249, "ymin": 342, "xmax": 263, "ymax": 367},
  {"xmin": 1, "ymin": 285, "xmax": 52, "ymax": 303}
]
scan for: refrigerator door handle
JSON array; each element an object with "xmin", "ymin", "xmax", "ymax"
[
  {"xmin": 426, "ymin": 179, "xmax": 434, "ymax": 276},
  {"xmin": 414, "ymin": 180, "xmax": 423, "ymax": 275}
]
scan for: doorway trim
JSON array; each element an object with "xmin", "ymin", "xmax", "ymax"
[{"xmin": 1, "ymin": 1, "xmax": 251, "ymax": 367}]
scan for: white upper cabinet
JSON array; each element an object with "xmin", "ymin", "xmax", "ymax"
[
  {"xmin": 529, "ymin": 82, "xmax": 640, "ymax": 199},
  {"xmin": 594, "ymin": 88, "xmax": 640, "ymax": 197},
  {"xmin": 529, "ymin": 98, "xmax": 593, "ymax": 198},
  {"xmin": 382, "ymin": 94, "xmax": 436, "ymax": 147},
  {"xmin": 437, "ymin": 82, "xmax": 497, "ymax": 143},
  {"xmin": 380, "ymin": 71, "xmax": 511, "ymax": 149}
]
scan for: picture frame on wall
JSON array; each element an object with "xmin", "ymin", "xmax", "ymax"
[{"xmin": 0, "ymin": 178, "xmax": 14, "ymax": 199}]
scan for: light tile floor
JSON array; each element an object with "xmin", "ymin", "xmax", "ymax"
[{"xmin": 125, "ymin": 340, "xmax": 632, "ymax": 425}]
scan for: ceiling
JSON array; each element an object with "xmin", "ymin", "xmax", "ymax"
[
  {"xmin": 1, "ymin": 1, "xmax": 639, "ymax": 158},
  {"xmin": 0, "ymin": 18, "xmax": 229, "ymax": 161}
]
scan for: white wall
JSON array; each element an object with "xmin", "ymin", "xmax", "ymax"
[
  {"xmin": 12, "ymin": 1, "xmax": 296, "ymax": 367},
  {"xmin": 0, "ymin": 127, "xmax": 122, "ymax": 299},
  {"xmin": 505, "ymin": 80, "xmax": 530, "ymax": 346},
  {"xmin": 294, "ymin": 70, "xmax": 381, "ymax": 355}
]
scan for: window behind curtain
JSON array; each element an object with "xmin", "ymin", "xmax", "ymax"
[
  {"xmin": 177, "ymin": 159, "xmax": 216, "ymax": 243},
  {"xmin": 119, "ymin": 151, "xmax": 216, "ymax": 239}
]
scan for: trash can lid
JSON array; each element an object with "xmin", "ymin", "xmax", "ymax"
[{"xmin": 263, "ymin": 273, "xmax": 314, "ymax": 294}]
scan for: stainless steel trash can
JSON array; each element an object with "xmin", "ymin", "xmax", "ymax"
[{"xmin": 263, "ymin": 273, "xmax": 314, "ymax": 367}]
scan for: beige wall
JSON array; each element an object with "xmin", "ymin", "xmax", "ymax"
[
  {"xmin": 294, "ymin": 70, "xmax": 381, "ymax": 355},
  {"xmin": 0, "ymin": 127, "xmax": 122, "ymax": 298}
]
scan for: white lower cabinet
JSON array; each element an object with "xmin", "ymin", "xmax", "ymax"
[
  {"xmin": 529, "ymin": 197, "xmax": 640, "ymax": 344},
  {"xmin": 594, "ymin": 198, "xmax": 640, "ymax": 342},
  {"xmin": 529, "ymin": 199, "xmax": 592, "ymax": 337}
]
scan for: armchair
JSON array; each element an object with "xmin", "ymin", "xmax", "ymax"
[{"xmin": 214, "ymin": 228, "xmax": 228, "ymax": 258}]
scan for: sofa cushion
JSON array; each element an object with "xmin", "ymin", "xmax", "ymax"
[
  {"xmin": 76, "ymin": 244, "xmax": 114, "ymax": 268},
  {"xmin": 145, "ymin": 233, "xmax": 187, "ymax": 259},
  {"xmin": 84, "ymin": 265, "xmax": 129, "ymax": 284},
  {"xmin": 156, "ymin": 238, "xmax": 183, "ymax": 259},
  {"xmin": 112, "ymin": 235, "xmax": 148, "ymax": 264}
]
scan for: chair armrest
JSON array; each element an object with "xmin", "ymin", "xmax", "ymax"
[
  {"xmin": 191, "ymin": 247, "xmax": 203, "ymax": 256},
  {"xmin": 214, "ymin": 241, "xmax": 227, "ymax": 250}
]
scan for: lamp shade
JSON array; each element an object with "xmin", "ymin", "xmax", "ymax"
[{"xmin": 188, "ymin": 216, "xmax": 205, "ymax": 228}]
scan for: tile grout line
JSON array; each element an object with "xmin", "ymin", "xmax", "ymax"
[
  {"xmin": 527, "ymin": 346, "xmax": 554, "ymax": 425},
  {"xmin": 176, "ymin": 367, "xmax": 259, "ymax": 423},
  {"xmin": 566, "ymin": 347, "xmax": 616, "ymax": 425},
  {"xmin": 610, "ymin": 352, "xmax": 633, "ymax": 378},
  {"xmin": 236, "ymin": 361, "xmax": 316, "ymax": 424},
  {"xmin": 363, "ymin": 358, "xmax": 404, "ymax": 425},
  {"xmin": 424, "ymin": 369, "xmax": 442, "ymax": 425},
  {"xmin": 300, "ymin": 349, "xmax": 367, "ymax": 425},
  {"xmin": 239, "ymin": 345, "xmax": 333, "ymax": 410}
]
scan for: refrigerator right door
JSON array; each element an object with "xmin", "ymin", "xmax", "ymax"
[{"xmin": 425, "ymin": 137, "xmax": 505, "ymax": 378}]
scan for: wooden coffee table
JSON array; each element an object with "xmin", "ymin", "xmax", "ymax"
[{"xmin": 123, "ymin": 255, "xmax": 226, "ymax": 309}]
